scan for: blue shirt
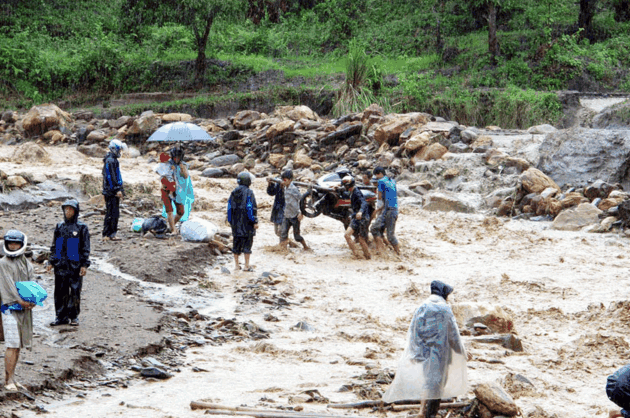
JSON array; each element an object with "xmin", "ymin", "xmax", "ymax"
[{"xmin": 378, "ymin": 176, "xmax": 398, "ymax": 209}]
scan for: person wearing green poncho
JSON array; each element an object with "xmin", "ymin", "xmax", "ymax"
[{"xmin": 0, "ymin": 230, "xmax": 35, "ymax": 392}]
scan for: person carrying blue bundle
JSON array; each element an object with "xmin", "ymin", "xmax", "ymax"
[
  {"xmin": 228, "ymin": 172, "xmax": 258, "ymax": 272},
  {"xmin": 383, "ymin": 280, "xmax": 471, "ymax": 418},
  {"xmin": 0, "ymin": 230, "xmax": 36, "ymax": 392},
  {"xmin": 47, "ymin": 199, "xmax": 91, "ymax": 327}
]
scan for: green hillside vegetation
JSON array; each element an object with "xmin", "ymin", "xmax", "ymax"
[{"xmin": 2, "ymin": 0, "xmax": 630, "ymax": 128}]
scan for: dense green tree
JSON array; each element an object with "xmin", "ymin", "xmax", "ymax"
[
  {"xmin": 121, "ymin": 0, "xmax": 245, "ymax": 81},
  {"xmin": 578, "ymin": 0, "xmax": 597, "ymax": 41},
  {"xmin": 612, "ymin": 0, "xmax": 630, "ymax": 22},
  {"xmin": 465, "ymin": 0, "xmax": 515, "ymax": 62}
]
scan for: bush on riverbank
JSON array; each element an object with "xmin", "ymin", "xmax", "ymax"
[{"xmin": 1, "ymin": 0, "xmax": 629, "ymax": 128}]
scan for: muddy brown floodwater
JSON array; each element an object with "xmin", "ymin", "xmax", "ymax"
[{"xmin": 2, "ymin": 144, "xmax": 629, "ymax": 418}]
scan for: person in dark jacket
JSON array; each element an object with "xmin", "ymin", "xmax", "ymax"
[
  {"xmin": 102, "ymin": 139, "xmax": 126, "ymax": 241},
  {"xmin": 607, "ymin": 365, "xmax": 630, "ymax": 418},
  {"xmin": 266, "ymin": 176, "xmax": 285, "ymax": 238},
  {"xmin": 47, "ymin": 199, "xmax": 91, "ymax": 327},
  {"xmin": 341, "ymin": 175, "xmax": 371, "ymax": 259},
  {"xmin": 228, "ymin": 172, "xmax": 258, "ymax": 272}
]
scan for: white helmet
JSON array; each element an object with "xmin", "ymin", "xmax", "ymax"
[
  {"xmin": 108, "ymin": 139, "xmax": 127, "ymax": 157},
  {"xmin": 3, "ymin": 230, "xmax": 27, "ymax": 258}
]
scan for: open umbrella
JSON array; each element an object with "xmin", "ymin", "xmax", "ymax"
[{"xmin": 147, "ymin": 122, "xmax": 215, "ymax": 143}]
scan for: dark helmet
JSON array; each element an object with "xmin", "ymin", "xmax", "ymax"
[
  {"xmin": 3, "ymin": 229, "xmax": 27, "ymax": 258},
  {"xmin": 341, "ymin": 175, "xmax": 355, "ymax": 190},
  {"xmin": 373, "ymin": 166, "xmax": 386, "ymax": 176},
  {"xmin": 170, "ymin": 147, "xmax": 185, "ymax": 161},
  {"xmin": 61, "ymin": 199, "xmax": 80, "ymax": 221},
  {"xmin": 281, "ymin": 169, "xmax": 293, "ymax": 180},
  {"xmin": 237, "ymin": 171, "xmax": 252, "ymax": 186}
]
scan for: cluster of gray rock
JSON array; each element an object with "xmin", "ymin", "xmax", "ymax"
[{"xmin": 3, "ymin": 100, "xmax": 630, "ymax": 235}]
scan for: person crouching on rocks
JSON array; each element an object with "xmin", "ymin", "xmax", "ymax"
[
  {"xmin": 0, "ymin": 230, "xmax": 36, "ymax": 392},
  {"xmin": 279, "ymin": 170, "xmax": 309, "ymax": 251},
  {"xmin": 47, "ymin": 199, "xmax": 91, "ymax": 327},
  {"xmin": 341, "ymin": 175, "xmax": 371, "ymax": 259},
  {"xmin": 228, "ymin": 172, "xmax": 258, "ymax": 272}
]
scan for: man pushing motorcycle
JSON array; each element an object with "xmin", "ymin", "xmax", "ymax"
[{"xmin": 340, "ymin": 176, "xmax": 371, "ymax": 260}]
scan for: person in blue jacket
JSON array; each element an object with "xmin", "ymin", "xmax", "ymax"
[
  {"xmin": 371, "ymin": 166, "xmax": 400, "ymax": 256},
  {"xmin": 47, "ymin": 199, "xmax": 91, "ymax": 327},
  {"xmin": 102, "ymin": 139, "xmax": 126, "ymax": 241},
  {"xmin": 228, "ymin": 172, "xmax": 258, "ymax": 272},
  {"xmin": 607, "ymin": 365, "xmax": 630, "ymax": 418}
]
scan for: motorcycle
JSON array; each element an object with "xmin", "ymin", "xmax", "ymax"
[{"xmin": 296, "ymin": 168, "xmax": 377, "ymax": 229}]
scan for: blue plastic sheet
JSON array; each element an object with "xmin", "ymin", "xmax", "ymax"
[{"xmin": 1, "ymin": 281, "xmax": 48, "ymax": 314}]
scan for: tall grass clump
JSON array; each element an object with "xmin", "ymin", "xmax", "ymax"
[{"xmin": 332, "ymin": 39, "xmax": 388, "ymax": 117}]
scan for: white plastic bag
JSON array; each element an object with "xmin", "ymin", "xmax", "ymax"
[{"xmin": 180, "ymin": 218, "xmax": 219, "ymax": 242}]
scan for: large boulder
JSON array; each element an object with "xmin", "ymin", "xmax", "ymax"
[
  {"xmin": 520, "ymin": 168, "xmax": 560, "ymax": 194},
  {"xmin": 22, "ymin": 104, "xmax": 72, "ymax": 137},
  {"xmin": 403, "ymin": 132, "xmax": 431, "ymax": 152},
  {"xmin": 416, "ymin": 143, "xmax": 448, "ymax": 161},
  {"xmin": 78, "ymin": 144, "xmax": 107, "ymax": 158},
  {"xmin": 127, "ymin": 111, "xmax": 159, "ymax": 136},
  {"xmin": 592, "ymin": 100, "xmax": 630, "ymax": 129},
  {"xmin": 108, "ymin": 116, "xmax": 132, "ymax": 129},
  {"xmin": 86, "ymin": 130, "xmax": 107, "ymax": 143},
  {"xmin": 233, "ymin": 110, "xmax": 262, "ymax": 130},
  {"xmin": 374, "ymin": 113, "xmax": 429, "ymax": 145},
  {"xmin": 266, "ymin": 120, "xmax": 295, "ymax": 140},
  {"xmin": 474, "ymin": 382, "xmax": 519, "ymax": 416},
  {"xmin": 210, "ymin": 154, "xmax": 240, "ymax": 167},
  {"xmin": 286, "ymin": 105, "xmax": 318, "ymax": 122},
  {"xmin": 526, "ymin": 124, "xmax": 557, "ymax": 135},
  {"xmin": 294, "ymin": 149, "xmax": 312, "ymax": 169},
  {"xmin": 552, "ymin": 203, "xmax": 602, "ymax": 231},
  {"xmin": 451, "ymin": 303, "xmax": 515, "ymax": 334},
  {"xmin": 201, "ymin": 167, "xmax": 224, "ymax": 178},
  {"xmin": 423, "ymin": 192, "xmax": 480, "ymax": 213},
  {"xmin": 538, "ymin": 127, "xmax": 630, "ymax": 189},
  {"xmin": 2, "ymin": 111, "xmax": 17, "ymax": 123},
  {"xmin": 268, "ymin": 153, "xmax": 287, "ymax": 169},
  {"xmin": 11, "ymin": 142, "xmax": 51, "ymax": 164},
  {"xmin": 162, "ymin": 113, "xmax": 192, "ymax": 122},
  {"xmin": 6, "ymin": 175, "xmax": 28, "ymax": 188}
]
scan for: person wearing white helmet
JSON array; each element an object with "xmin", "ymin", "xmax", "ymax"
[
  {"xmin": 102, "ymin": 139, "xmax": 126, "ymax": 241},
  {"xmin": 0, "ymin": 230, "xmax": 36, "ymax": 392}
]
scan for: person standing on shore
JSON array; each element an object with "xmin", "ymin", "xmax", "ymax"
[
  {"xmin": 47, "ymin": 199, "xmax": 91, "ymax": 327},
  {"xmin": 0, "ymin": 230, "xmax": 36, "ymax": 392},
  {"xmin": 102, "ymin": 139, "xmax": 126, "ymax": 241}
]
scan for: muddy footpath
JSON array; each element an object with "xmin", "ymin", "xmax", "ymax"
[{"xmin": 2, "ymin": 99, "xmax": 630, "ymax": 417}]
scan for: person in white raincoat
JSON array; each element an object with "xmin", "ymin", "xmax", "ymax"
[{"xmin": 383, "ymin": 280, "xmax": 470, "ymax": 418}]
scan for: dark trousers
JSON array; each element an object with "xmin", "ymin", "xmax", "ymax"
[
  {"xmin": 103, "ymin": 195, "xmax": 120, "ymax": 238},
  {"xmin": 54, "ymin": 270, "xmax": 83, "ymax": 321},
  {"xmin": 425, "ymin": 399, "xmax": 440, "ymax": 418},
  {"xmin": 280, "ymin": 217, "xmax": 304, "ymax": 242}
]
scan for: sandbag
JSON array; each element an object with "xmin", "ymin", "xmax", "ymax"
[{"xmin": 180, "ymin": 218, "xmax": 219, "ymax": 243}]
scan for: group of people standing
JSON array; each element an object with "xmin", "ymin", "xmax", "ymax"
[{"xmin": 225, "ymin": 165, "xmax": 400, "ymax": 271}]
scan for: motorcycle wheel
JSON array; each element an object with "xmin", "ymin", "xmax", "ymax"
[{"xmin": 300, "ymin": 191, "xmax": 323, "ymax": 218}]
